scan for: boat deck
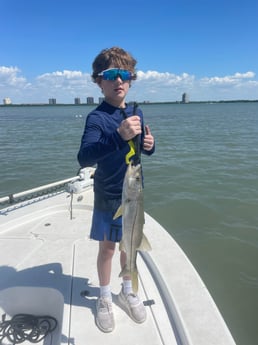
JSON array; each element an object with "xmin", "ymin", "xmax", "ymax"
[{"xmin": 0, "ymin": 175, "xmax": 236, "ymax": 345}]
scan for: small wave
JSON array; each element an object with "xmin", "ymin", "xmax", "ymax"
[{"xmin": 240, "ymin": 272, "xmax": 258, "ymax": 288}]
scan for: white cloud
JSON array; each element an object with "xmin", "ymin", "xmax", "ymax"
[
  {"xmin": 37, "ymin": 70, "xmax": 84, "ymax": 83},
  {"xmin": 33, "ymin": 70, "xmax": 100, "ymax": 102},
  {"xmin": 137, "ymin": 70, "xmax": 195, "ymax": 84},
  {"xmin": 0, "ymin": 66, "xmax": 257, "ymax": 103},
  {"xmin": 137, "ymin": 70, "xmax": 171, "ymax": 80},
  {"xmin": 234, "ymin": 71, "xmax": 255, "ymax": 79},
  {"xmin": 36, "ymin": 70, "xmax": 90, "ymax": 90},
  {"xmin": 0, "ymin": 66, "xmax": 29, "ymax": 87},
  {"xmin": 200, "ymin": 71, "xmax": 256, "ymax": 85}
]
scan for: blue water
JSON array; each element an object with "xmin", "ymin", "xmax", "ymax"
[{"xmin": 1, "ymin": 102, "xmax": 258, "ymax": 344}]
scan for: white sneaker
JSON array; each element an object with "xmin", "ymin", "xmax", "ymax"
[
  {"xmin": 96, "ymin": 297, "xmax": 115, "ymax": 333},
  {"xmin": 118, "ymin": 289, "xmax": 146, "ymax": 323}
]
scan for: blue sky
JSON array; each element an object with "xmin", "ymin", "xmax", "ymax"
[{"xmin": 1, "ymin": 0, "xmax": 258, "ymax": 103}]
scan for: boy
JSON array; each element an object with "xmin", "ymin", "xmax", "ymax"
[{"xmin": 78, "ymin": 47, "xmax": 155, "ymax": 332}]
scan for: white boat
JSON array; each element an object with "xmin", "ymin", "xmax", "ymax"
[{"xmin": 0, "ymin": 168, "xmax": 236, "ymax": 345}]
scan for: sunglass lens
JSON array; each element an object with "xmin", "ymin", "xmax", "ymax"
[
  {"xmin": 120, "ymin": 70, "xmax": 131, "ymax": 81},
  {"xmin": 102, "ymin": 69, "xmax": 131, "ymax": 81},
  {"xmin": 106, "ymin": 69, "xmax": 117, "ymax": 80}
]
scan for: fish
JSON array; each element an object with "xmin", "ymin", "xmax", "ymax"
[{"xmin": 113, "ymin": 161, "xmax": 151, "ymax": 293}]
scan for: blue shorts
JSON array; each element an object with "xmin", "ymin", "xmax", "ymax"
[{"xmin": 90, "ymin": 195, "xmax": 122, "ymax": 242}]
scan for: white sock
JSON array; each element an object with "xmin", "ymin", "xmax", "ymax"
[
  {"xmin": 100, "ymin": 284, "xmax": 112, "ymax": 300},
  {"xmin": 123, "ymin": 279, "xmax": 133, "ymax": 295}
]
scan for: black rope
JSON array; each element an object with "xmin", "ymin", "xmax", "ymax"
[{"xmin": 0, "ymin": 314, "xmax": 57, "ymax": 344}]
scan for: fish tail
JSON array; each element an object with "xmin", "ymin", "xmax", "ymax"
[
  {"xmin": 119, "ymin": 267, "xmax": 139, "ymax": 293},
  {"xmin": 119, "ymin": 266, "xmax": 131, "ymax": 279},
  {"xmin": 131, "ymin": 270, "xmax": 139, "ymax": 294}
]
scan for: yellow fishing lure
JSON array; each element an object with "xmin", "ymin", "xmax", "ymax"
[{"xmin": 125, "ymin": 140, "xmax": 136, "ymax": 164}]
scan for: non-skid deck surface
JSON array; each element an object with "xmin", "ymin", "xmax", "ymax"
[{"xmin": 0, "ymin": 191, "xmax": 176, "ymax": 345}]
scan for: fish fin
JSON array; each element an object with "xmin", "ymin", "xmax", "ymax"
[
  {"xmin": 113, "ymin": 205, "xmax": 123, "ymax": 219},
  {"xmin": 119, "ymin": 240, "xmax": 125, "ymax": 252},
  {"xmin": 138, "ymin": 233, "xmax": 152, "ymax": 251}
]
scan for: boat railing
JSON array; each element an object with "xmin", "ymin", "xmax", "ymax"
[{"xmin": 0, "ymin": 167, "xmax": 94, "ymax": 208}]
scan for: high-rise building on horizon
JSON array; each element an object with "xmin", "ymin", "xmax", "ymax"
[
  {"xmin": 49, "ymin": 98, "xmax": 56, "ymax": 105},
  {"xmin": 3, "ymin": 97, "xmax": 12, "ymax": 105},
  {"xmin": 182, "ymin": 93, "xmax": 189, "ymax": 103},
  {"xmin": 87, "ymin": 97, "xmax": 94, "ymax": 104}
]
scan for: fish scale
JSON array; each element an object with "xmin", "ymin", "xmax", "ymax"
[{"xmin": 114, "ymin": 161, "xmax": 151, "ymax": 293}]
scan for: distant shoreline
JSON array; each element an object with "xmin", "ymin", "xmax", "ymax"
[{"xmin": 1, "ymin": 99, "xmax": 257, "ymax": 107}]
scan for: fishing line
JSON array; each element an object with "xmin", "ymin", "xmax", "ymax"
[{"xmin": 132, "ymin": 102, "xmax": 141, "ymax": 165}]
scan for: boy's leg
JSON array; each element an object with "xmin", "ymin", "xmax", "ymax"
[
  {"xmin": 97, "ymin": 239, "xmax": 116, "ymax": 287},
  {"xmin": 96, "ymin": 239, "xmax": 116, "ymax": 333},
  {"xmin": 119, "ymin": 250, "xmax": 147, "ymax": 324}
]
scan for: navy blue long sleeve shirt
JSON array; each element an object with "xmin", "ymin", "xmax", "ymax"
[{"xmin": 77, "ymin": 101, "xmax": 155, "ymax": 199}]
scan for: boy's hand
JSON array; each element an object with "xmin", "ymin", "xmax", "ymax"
[
  {"xmin": 117, "ymin": 116, "xmax": 141, "ymax": 141},
  {"xmin": 143, "ymin": 125, "xmax": 154, "ymax": 151}
]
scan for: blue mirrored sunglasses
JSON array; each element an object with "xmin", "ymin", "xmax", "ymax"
[{"xmin": 98, "ymin": 68, "xmax": 134, "ymax": 81}]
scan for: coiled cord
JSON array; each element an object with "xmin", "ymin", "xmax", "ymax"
[{"xmin": 0, "ymin": 313, "xmax": 57, "ymax": 344}]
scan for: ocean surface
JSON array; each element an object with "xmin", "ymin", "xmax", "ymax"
[{"xmin": 1, "ymin": 102, "xmax": 258, "ymax": 344}]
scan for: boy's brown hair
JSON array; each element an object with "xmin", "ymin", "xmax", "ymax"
[{"xmin": 92, "ymin": 47, "xmax": 137, "ymax": 83}]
